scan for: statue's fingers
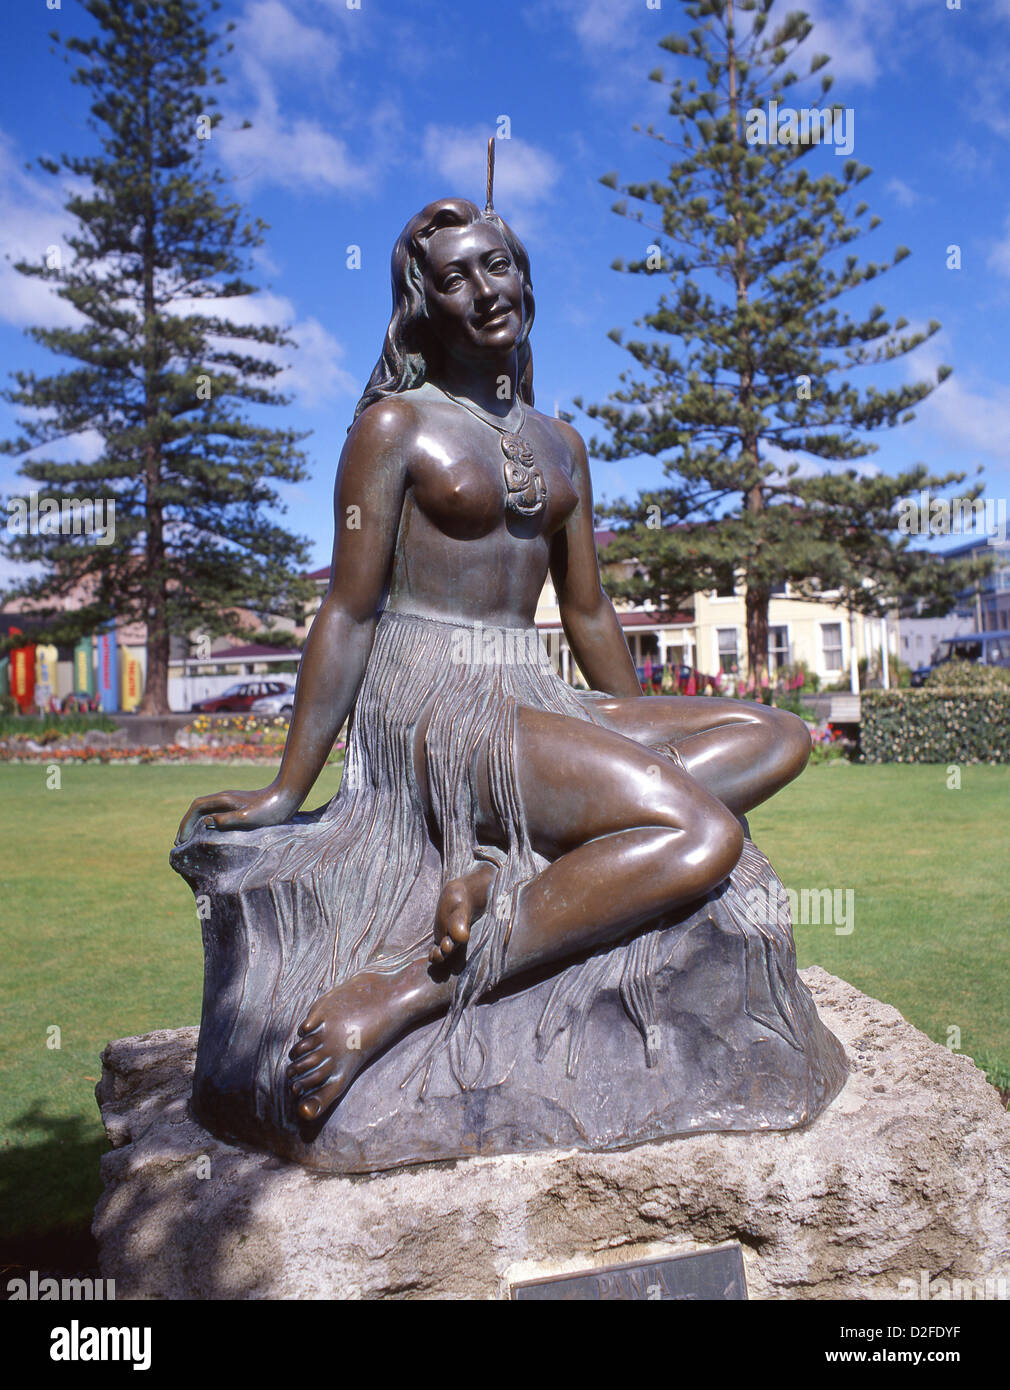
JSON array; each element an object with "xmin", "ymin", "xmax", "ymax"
[
  {"xmin": 177, "ymin": 791, "xmax": 241, "ymax": 843},
  {"xmin": 176, "ymin": 796, "xmax": 217, "ymax": 843}
]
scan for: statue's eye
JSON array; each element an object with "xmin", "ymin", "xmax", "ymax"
[
  {"xmin": 489, "ymin": 258, "xmax": 511, "ymax": 273},
  {"xmin": 440, "ymin": 273, "xmax": 464, "ymax": 292}
]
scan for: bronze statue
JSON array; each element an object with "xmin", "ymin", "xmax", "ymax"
[{"xmin": 172, "ymin": 150, "xmax": 845, "ymax": 1170}]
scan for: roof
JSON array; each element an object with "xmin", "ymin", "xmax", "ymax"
[
  {"xmin": 307, "ymin": 530, "xmax": 626, "ymax": 587},
  {"xmin": 203, "ymin": 644, "xmax": 301, "ymax": 660},
  {"xmin": 537, "ymin": 611, "xmax": 693, "ymax": 631}
]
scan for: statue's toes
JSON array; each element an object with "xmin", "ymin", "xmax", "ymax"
[
  {"xmin": 289, "ymin": 1052, "xmax": 331, "ymax": 1093},
  {"xmin": 447, "ymin": 912, "xmax": 471, "ymax": 945},
  {"xmin": 287, "ymin": 1050, "xmax": 325, "ymax": 1079},
  {"xmin": 296, "ymin": 1072, "xmax": 345, "ymax": 1122}
]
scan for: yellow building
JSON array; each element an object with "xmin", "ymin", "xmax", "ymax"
[{"xmin": 534, "ymin": 531, "xmax": 897, "ymax": 690}]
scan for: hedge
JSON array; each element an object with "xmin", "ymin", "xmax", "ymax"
[{"xmin": 860, "ymin": 689, "xmax": 1010, "ymax": 764}]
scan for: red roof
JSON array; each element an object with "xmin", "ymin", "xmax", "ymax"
[
  {"xmin": 537, "ymin": 611, "xmax": 693, "ymax": 631},
  {"xmin": 208, "ymin": 644, "xmax": 301, "ymax": 660}
]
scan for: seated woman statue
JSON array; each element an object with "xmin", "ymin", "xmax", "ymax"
[{"xmin": 175, "ymin": 193, "xmax": 812, "ymax": 1133}]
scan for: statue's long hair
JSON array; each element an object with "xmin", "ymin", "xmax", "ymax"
[{"xmin": 354, "ymin": 198, "xmax": 536, "ymax": 419}]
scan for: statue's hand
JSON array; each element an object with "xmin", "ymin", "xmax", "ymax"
[{"xmin": 175, "ymin": 784, "xmax": 298, "ymax": 845}]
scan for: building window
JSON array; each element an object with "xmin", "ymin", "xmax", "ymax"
[
  {"xmin": 821, "ymin": 623, "xmax": 843, "ymax": 672},
  {"xmin": 717, "ymin": 628, "xmax": 739, "ymax": 673},
  {"xmin": 770, "ymin": 579, "xmax": 788, "ymax": 597},
  {"xmin": 713, "ymin": 565, "xmax": 736, "ymax": 598},
  {"xmin": 768, "ymin": 625, "xmax": 789, "ymax": 671}
]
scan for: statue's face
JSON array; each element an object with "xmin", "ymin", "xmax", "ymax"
[{"xmin": 421, "ymin": 222, "xmax": 524, "ymax": 363}]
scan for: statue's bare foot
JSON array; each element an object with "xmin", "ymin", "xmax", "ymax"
[
  {"xmin": 428, "ymin": 863, "xmax": 496, "ymax": 964},
  {"xmin": 287, "ymin": 971, "xmax": 407, "ymax": 1121}
]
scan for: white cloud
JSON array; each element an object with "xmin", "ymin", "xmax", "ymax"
[
  {"xmin": 280, "ymin": 316, "xmax": 357, "ymax": 407},
  {"xmin": 14, "ymin": 429, "xmax": 106, "ymax": 467},
  {"xmin": 987, "ymin": 213, "xmax": 1010, "ymax": 278},
  {"xmin": 216, "ymin": 86, "xmax": 373, "ymax": 194},
  {"xmin": 762, "ymin": 440, "xmax": 880, "ymax": 485},
  {"xmin": 239, "ymin": 0, "xmax": 339, "ymax": 75},
  {"xmin": 794, "ymin": 0, "xmax": 886, "ymax": 87},
  {"xmin": 526, "ymin": 0, "xmax": 679, "ymax": 108},
  {"xmin": 886, "ymin": 178, "xmax": 921, "ymax": 208},
  {"xmin": 0, "ymin": 132, "xmax": 82, "ymax": 331},
  {"xmin": 176, "ymin": 289, "xmax": 356, "ymax": 408},
  {"xmin": 212, "ymin": 0, "xmax": 372, "ymax": 194},
  {"xmin": 908, "ymin": 332, "xmax": 1010, "ymax": 462},
  {"xmin": 421, "ymin": 125, "xmax": 561, "ymax": 216}
]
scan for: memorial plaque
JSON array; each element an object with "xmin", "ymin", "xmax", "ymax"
[{"xmin": 511, "ymin": 1244, "xmax": 747, "ymax": 1301}]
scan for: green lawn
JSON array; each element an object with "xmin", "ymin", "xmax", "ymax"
[
  {"xmin": 0, "ymin": 761, "xmax": 344, "ymax": 1257},
  {"xmin": 749, "ymin": 762, "xmax": 1009, "ymax": 1091},
  {"xmin": 1, "ymin": 760, "xmax": 1007, "ymax": 1257}
]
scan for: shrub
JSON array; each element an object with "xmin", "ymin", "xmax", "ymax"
[
  {"xmin": 772, "ymin": 692, "xmax": 821, "ymax": 721},
  {"xmin": 861, "ymin": 687, "xmax": 1010, "ymax": 763},
  {"xmin": 924, "ymin": 659, "xmax": 1010, "ymax": 690},
  {"xmin": 0, "ymin": 711, "xmax": 118, "ymax": 738}
]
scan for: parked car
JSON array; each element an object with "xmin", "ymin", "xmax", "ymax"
[
  {"xmin": 250, "ymin": 686, "xmax": 297, "ymax": 716},
  {"xmin": 191, "ymin": 680, "xmax": 293, "ymax": 714},
  {"xmin": 910, "ymin": 630, "xmax": 1010, "ymax": 686}
]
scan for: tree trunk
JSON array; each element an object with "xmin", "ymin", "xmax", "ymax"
[
  {"xmin": 140, "ymin": 624, "xmax": 171, "ymax": 715},
  {"xmin": 727, "ymin": 0, "xmax": 769, "ymax": 701},
  {"xmin": 746, "ymin": 580, "xmax": 771, "ymax": 702},
  {"xmin": 136, "ymin": 38, "xmax": 169, "ymax": 717}
]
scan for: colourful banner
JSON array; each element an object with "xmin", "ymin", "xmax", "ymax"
[
  {"xmin": 35, "ymin": 644, "xmax": 59, "ymax": 711},
  {"xmin": 120, "ymin": 648, "xmax": 143, "ymax": 712},
  {"xmin": 74, "ymin": 636, "xmax": 95, "ymax": 696},
  {"xmin": 11, "ymin": 644, "xmax": 36, "ymax": 713},
  {"xmin": 96, "ymin": 629, "xmax": 119, "ymax": 712}
]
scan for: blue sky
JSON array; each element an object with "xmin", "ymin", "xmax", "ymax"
[{"xmin": 2, "ymin": 0, "xmax": 1009, "ymax": 578}]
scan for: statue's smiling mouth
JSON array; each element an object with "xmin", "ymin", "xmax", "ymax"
[{"xmin": 474, "ymin": 305, "xmax": 513, "ymax": 328}]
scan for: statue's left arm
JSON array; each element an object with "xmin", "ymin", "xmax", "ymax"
[{"xmin": 549, "ymin": 421, "xmax": 642, "ymax": 698}]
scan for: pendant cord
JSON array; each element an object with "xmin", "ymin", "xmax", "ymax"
[{"xmin": 436, "ymin": 385, "xmax": 525, "ymax": 438}]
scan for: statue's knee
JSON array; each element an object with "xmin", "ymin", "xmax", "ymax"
[
  {"xmin": 749, "ymin": 704, "xmax": 810, "ymax": 775},
  {"xmin": 705, "ymin": 805, "xmax": 745, "ymax": 882},
  {"xmin": 773, "ymin": 708, "xmax": 812, "ymax": 775},
  {"xmin": 657, "ymin": 795, "xmax": 742, "ymax": 898}
]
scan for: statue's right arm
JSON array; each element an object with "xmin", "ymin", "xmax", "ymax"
[{"xmin": 176, "ymin": 401, "xmax": 411, "ymax": 843}]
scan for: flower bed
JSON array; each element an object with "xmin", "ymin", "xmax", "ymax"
[
  {"xmin": 0, "ymin": 720, "xmax": 345, "ymax": 765},
  {"xmin": 185, "ymin": 714, "xmax": 291, "ymax": 746},
  {"xmin": 0, "ymin": 744, "xmax": 345, "ymax": 764}
]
